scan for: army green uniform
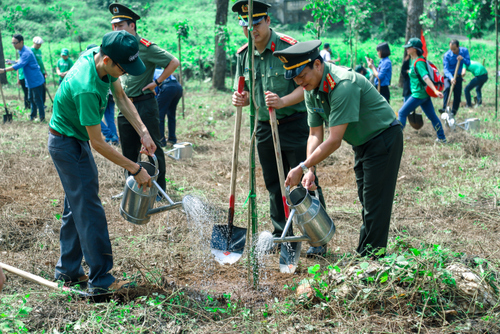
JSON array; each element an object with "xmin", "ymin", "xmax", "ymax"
[
  {"xmin": 118, "ymin": 34, "xmax": 174, "ymax": 191},
  {"xmin": 234, "ymin": 29, "xmax": 325, "ymax": 236},
  {"xmin": 306, "ymin": 62, "xmax": 403, "ymax": 256}
]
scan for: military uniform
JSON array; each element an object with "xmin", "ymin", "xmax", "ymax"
[
  {"xmin": 232, "ymin": 1, "xmax": 325, "ymax": 240},
  {"xmin": 274, "ymin": 41, "xmax": 403, "ymax": 256},
  {"xmin": 110, "ymin": 4, "xmax": 175, "ymax": 192}
]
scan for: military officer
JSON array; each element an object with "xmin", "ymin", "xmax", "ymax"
[
  {"xmin": 109, "ymin": 3, "xmax": 180, "ymax": 195},
  {"xmin": 276, "ymin": 41, "xmax": 403, "ymax": 257},
  {"xmin": 231, "ymin": 0, "xmax": 326, "ymax": 257}
]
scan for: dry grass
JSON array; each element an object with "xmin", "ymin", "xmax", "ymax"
[{"xmin": 1, "ymin": 79, "xmax": 500, "ymax": 333}]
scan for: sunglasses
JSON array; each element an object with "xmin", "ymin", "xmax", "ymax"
[
  {"xmin": 112, "ymin": 59, "xmax": 127, "ymax": 74},
  {"xmin": 12, "ymin": 41, "xmax": 20, "ymax": 45}
]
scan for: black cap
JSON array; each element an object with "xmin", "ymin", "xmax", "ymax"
[
  {"xmin": 232, "ymin": 0, "xmax": 271, "ymax": 27},
  {"xmin": 273, "ymin": 40, "xmax": 322, "ymax": 80},
  {"xmin": 109, "ymin": 3, "xmax": 141, "ymax": 24},
  {"xmin": 101, "ymin": 31, "xmax": 145, "ymax": 76},
  {"xmin": 324, "ymin": 43, "xmax": 330, "ymax": 49}
]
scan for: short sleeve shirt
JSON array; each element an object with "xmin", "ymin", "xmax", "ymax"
[
  {"xmin": 49, "ymin": 48, "xmax": 118, "ymax": 141},
  {"xmin": 120, "ymin": 34, "xmax": 174, "ymax": 98},
  {"xmin": 57, "ymin": 58, "xmax": 74, "ymax": 73},
  {"xmin": 233, "ymin": 29, "xmax": 306, "ymax": 121},
  {"xmin": 409, "ymin": 58, "xmax": 430, "ymax": 99},
  {"xmin": 30, "ymin": 47, "xmax": 45, "ymax": 74},
  {"xmin": 305, "ymin": 63, "xmax": 396, "ymax": 147},
  {"xmin": 465, "ymin": 61, "xmax": 487, "ymax": 77}
]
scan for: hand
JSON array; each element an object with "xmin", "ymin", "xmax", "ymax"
[
  {"xmin": 285, "ymin": 166, "xmax": 303, "ymax": 188},
  {"xmin": 0, "ymin": 68, "xmax": 4, "ymax": 74},
  {"xmin": 301, "ymin": 170, "xmax": 317, "ymax": 190},
  {"xmin": 365, "ymin": 57, "xmax": 374, "ymax": 69},
  {"xmin": 140, "ymin": 133, "xmax": 156, "ymax": 156},
  {"xmin": 451, "ymin": 78, "xmax": 456, "ymax": 86},
  {"xmin": 133, "ymin": 164, "xmax": 152, "ymax": 190},
  {"xmin": 0, "ymin": 267, "xmax": 5, "ymax": 292},
  {"xmin": 457, "ymin": 55, "xmax": 463, "ymax": 61},
  {"xmin": 232, "ymin": 91, "xmax": 248, "ymax": 107},
  {"xmin": 265, "ymin": 91, "xmax": 284, "ymax": 109},
  {"xmin": 142, "ymin": 82, "xmax": 157, "ymax": 95},
  {"xmin": 435, "ymin": 91, "xmax": 444, "ymax": 98}
]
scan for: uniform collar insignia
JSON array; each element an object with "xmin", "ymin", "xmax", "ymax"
[
  {"xmin": 323, "ymin": 81, "xmax": 329, "ymax": 92},
  {"xmin": 271, "ymin": 41, "xmax": 276, "ymax": 52}
]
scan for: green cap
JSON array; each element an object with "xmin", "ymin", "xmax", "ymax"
[
  {"xmin": 61, "ymin": 48, "xmax": 69, "ymax": 56},
  {"xmin": 100, "ymin": 31, "xmax": 145, "ymax": 76},
  {"xmin": 403, "ymin": 37, "xmax": 423, "ymax": 49},
  {"xmin": 232, "ymin": 0, "xmax": 271, "ymax": 27},
  {"xmin": 109, "ymin": 3, "xmax": 141, "ymax": 24},
  {"xmin": 273, "ymin": 40, "xmax": 322, "ymax": 80}
]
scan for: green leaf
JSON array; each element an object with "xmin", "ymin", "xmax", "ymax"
[
  {"xmin": 360, "ymin": 262, "xmax": 369, "ymax": 270},
  {"xmin": 308, "ymin": 264, "xmax": 320, "ymax": 274},
  {"xmin": 380, "ymin": 272, "xmax": 389, "ymax": 283}
]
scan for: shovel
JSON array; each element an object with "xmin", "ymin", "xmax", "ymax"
[
  {"xmin": 268, "ymin": 107, "xmax": 300, "ymax": 274},
  {"xmin": 210, "ymin": 76, "xmax": 247, "ymax": 265},
  {"xmin": 442, "ymin": 61, "xmax": 461, "ymax": 131},
  {"xmin": 0, "ymin": 80, "xmax": 12, "ymax": 123}
]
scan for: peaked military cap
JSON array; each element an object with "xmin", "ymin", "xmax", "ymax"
[
  {"xmin": 109, "ymin": 3, "xmax": 141, "ymax": 24},
  {"xmin": 273, "ymin": 40, "xmax": 322, "ymax": 79},
  {"xmin": 232, "ymin": 0, "xmax": 271, "ymax": 27}
]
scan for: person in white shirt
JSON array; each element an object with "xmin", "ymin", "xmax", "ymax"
[{"xmin": 319, "ymin": 43, "xmax": 340, "ymax": 64}]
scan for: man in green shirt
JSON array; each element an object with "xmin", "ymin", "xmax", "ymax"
[
  {"xmin": 462, "ymin": 60, "xmax": 488, "ymax": 108},
  {"xmin": 31, "ymin": 36, "xmax": 47, "ymax": 106},
  {"xmin": 231, "ymin": 0, "xmax": 326, "ymax": 257},
  {"xmin": 48, "ymin": 31, "xmax": 155, "ymax": 294},
  {"xmin": 276, "ymin": 40, "xmax": 403, "ymax": 257},
  {"xmin": 109, "ymin": 3, "xmax": 180, "ymax": 195},
  {"xmin": 56, "ymin": 48, "xmax": 74, "ymax": 84}
]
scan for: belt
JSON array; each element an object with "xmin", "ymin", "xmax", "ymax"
[
  {"xmin": 49, "ymin": 127, "xmax": 63, "ymax": 137},
  {"xmin": 260, "ymin": 112, "xmax": 307, "ymax": 126},
  {"xmin": 390, "ymin": 118, "xmax": 401, "ymax": 127},
  {"xmin": 129, "ymin": 94, "xmax": 155, "ymax": 103}
]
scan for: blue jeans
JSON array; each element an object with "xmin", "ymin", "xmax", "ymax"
[
  {"xmin": 398, "ymin": 96, "xmax": 446, "ymax": 140},
  {"xmin": 157, "ymin": 81, "xmax": 183, "ymax": 145},
  {"xmin": 464, "ymin": 74, "xmax": 488, "ymax": 107},
  {"xmin": 48, "ymin": 133, "xmax": 115, "ymax": 290},
  {"xmin": 100, "ymin": 99, "xmax": 118, "ymax": 142},
  {"xmin": 29, "ymin": 84, "xmax": 45, "ymax": 121}
]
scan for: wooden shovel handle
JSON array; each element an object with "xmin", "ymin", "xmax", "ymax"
[
  {"xmin": 0, "ymin": 262, "xmax": 59, "ymax": 290},
  {"xmin": 446, "ymin": 61, "xmax": 462, "ymax": 107}
]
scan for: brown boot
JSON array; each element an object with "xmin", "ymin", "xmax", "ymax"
[{"xmin": 64, "ymin": 275, "xmax": 89, "ymax": 288}]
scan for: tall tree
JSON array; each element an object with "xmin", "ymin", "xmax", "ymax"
[
  {"xmin": 399, "ymin": 0, "xmax": 423, "ymax": 86},
  {"xmin": 0, "ymin": 29, "xmax": 6, "ymax": 85},
  {"xmin": 212, "ymin": 0, "xmax": 229, "ymax": 91}
]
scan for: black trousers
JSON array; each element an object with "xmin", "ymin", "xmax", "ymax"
[
  {"xmin": 256, "ymin": 116, "xmax": 325, "ymax": 237},
  {"xmin": 117, "ymin": 97, "xmax": 166, "ymax": 191},
  {"xmin": 379, "ymin": 85, "xmax": 390, "ymax": 104},
  {"xmin": 353, "ymin": 125, "xmax": 403, "ymax": 257},
  {"xmin": 19, "ymin": 78, "xmax": 30, "ymax": 109},
  {"xmin": 442, "ymin": 76, "xmax": 463, "ymax": 115}
]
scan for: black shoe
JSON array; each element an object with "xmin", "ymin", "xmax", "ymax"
[
  {"xmin": 306, "ymin": 244, "xmax": 327, "ymax": 258},
  {"xmin": 438, "ymin": 109, "xmax": 445, "ymax": 114}
]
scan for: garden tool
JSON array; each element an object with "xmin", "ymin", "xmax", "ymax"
[
  {"xmin": 120, "ymin": 154, "xmax": 183, "ymax": 225},
  {"xmin": 166, "ymin": 142, "xmax": 193, "ymax": 160},
  {"xmin": 210, "ymin": 76, "xmax": 247, "ymax": 265},
  {"xmin": 0, "ymin": 262, "xmax": 92, "ymax": 298},
  {"xmin": 442, "ymin": 61, "xmax": 462, "ymax": 131},
  {"xmin": 268, "ymin": 106, "xmax": 300, "ymax": 274},
  {"xmin": 408, "ymin": 111, "xmax": 423, "ymax": 130},
  {"xmin": 0, "ymin": 80, "xmax": 12, "ymax": 123}
]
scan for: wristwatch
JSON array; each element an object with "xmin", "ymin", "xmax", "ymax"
[{"xmin": 299, "ymin": 162, "xmax": 308, "ymax": 174}]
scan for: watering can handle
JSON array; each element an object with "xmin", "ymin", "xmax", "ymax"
[
  {"xmin": 285, "ymin": 185, "xmax": 292, "ymax": 205},
  {"xmin": 137, "ymin": 153, "xmax": 158, "ymax": 176}
]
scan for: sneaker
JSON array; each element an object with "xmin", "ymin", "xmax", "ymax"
[
  {"xmin": 306, "ymin": 244, "xmax": 327, "ymax": 258},
  {"xmin": 435, "ymin": 138, "xmax": 447, "ymax": 144},
  {"xmin": 90, "ymin": 280, "xmax": 136, "ymax": 295}
]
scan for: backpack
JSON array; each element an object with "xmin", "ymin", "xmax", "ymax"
[{"xmin": 413, "ymin": 58, "xmax": 444, "ymax": 98}]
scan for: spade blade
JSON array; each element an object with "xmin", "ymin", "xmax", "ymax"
[
  {"xmin": 210, "ymin": 225, "xmax": 247, "ymax": 264},
  {"xmin": 279, "ymin": 242, "xmax": 302, "ymax": 274}
]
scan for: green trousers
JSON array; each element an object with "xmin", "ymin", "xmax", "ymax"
[
  {"xmin": 256, "ymin": 116, "xmax": 325, "ymax": 237},
  {"xmin": 353, "ymin": 125, "xmax": 403, "ymax": 256}
]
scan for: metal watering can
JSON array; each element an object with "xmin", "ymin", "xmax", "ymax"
[
  {"xmin": 457, "ymin": 118, "xmax": 480, "ymax": 132},
  {"xmin": 273, "ymin": 186, "xmax": 335, "ymax": 247},
  {"xmin": 166, "ymin": 142, "xmax": 193, "ymax": 160},
  {"xmin": 120, "ymin": 154, "xmax": 182, "ymax": 225}
]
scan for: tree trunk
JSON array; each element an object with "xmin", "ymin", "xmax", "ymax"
[
  {"xmin": 0, "ymin": 29, "xmax": 8, "ymax": 85},
  {"xmin": 212, "ymin": 0, "xmax": 229, "ymax": 90},
  {"xmin": 399, "ymin": 0, "xmax": 424, "ymax": 87}
]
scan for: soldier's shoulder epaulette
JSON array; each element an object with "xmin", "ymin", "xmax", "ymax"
[
  {"xmin": 140, "ymin": 38, "xmax": 153, "ymax": 47},
  {"xmin": 237, "ymin": 43, "xmax": 248, "ymax": 54},
  {"xmin": 278, "ymin": 34, "xmax": 297, "ymax": 45}
]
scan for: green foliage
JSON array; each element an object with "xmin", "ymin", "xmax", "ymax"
[
  {"xmin": 303, "ymin": 0, "xmax": 345, "ymax": 39},
  {"xmin": 0, "ymin": 294, "xmax": 32, "ymax": 333}
]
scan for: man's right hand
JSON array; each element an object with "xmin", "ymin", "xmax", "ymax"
[
  {"xmin": 133, "ymin": 164, "xmax": 152, "ymax": 189},
  {"xmin": 232, "ymin": 91, "xmax": 249, "ymax": 107}
]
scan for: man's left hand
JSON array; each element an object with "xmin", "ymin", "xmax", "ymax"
[
  {"xmin": 142, "ymin": 82, "xmax": 157, "ymax": 95},
  {"xmin": 285, "ymin": 166, "xmax": 303, "ymax": 188},
  {"xmin": 140, "ymin": 133, "xmax": 157, "ymax": 156},
  {"xmin": 265, "ymin": 91, "xmax": 284, "ymax": 109}
]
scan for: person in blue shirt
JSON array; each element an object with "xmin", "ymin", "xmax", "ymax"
[
  {"xmin": 440, "ymin": 39, "xmax": 470, "ymax": 116},
  {"xmin": 0, "ymin": 34, "xmax": 46, "ymax": 122},
  {"xmin": 367, "ymin": 42, "xmax": 392, "ymax": 103},
  {"xmin": 154, "ymin": 68, "xmax": 182, "ymax": 147}
]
